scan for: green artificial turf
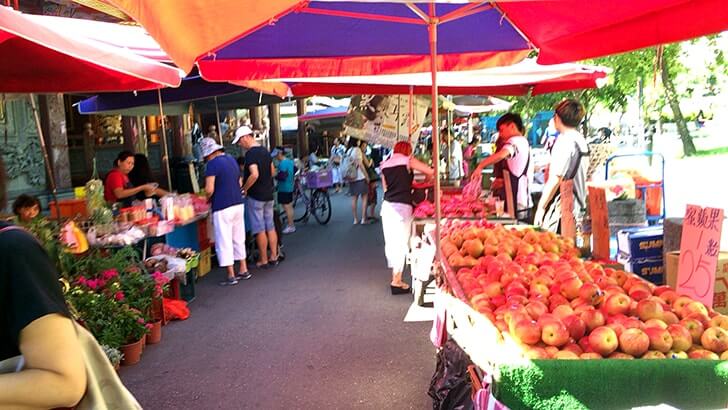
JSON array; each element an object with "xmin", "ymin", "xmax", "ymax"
[{"xmin": 494, "ymin": 359, "xmax": 728, "ymax": 410}]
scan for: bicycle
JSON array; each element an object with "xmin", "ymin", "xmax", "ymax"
[{"xmin": 290, "ymin": 170, "xmax": 332, "ymax": 225}]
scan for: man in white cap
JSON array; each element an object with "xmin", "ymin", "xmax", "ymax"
[
  {"xmin": 233, "ymin": 126, "xmax": 280, "ymax": 268},
  {"xmin": 200, "ymin": 137, "xmax": 250, "ymax": 286}
]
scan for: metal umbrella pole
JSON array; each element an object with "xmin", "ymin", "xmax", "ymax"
[
  {"xmin": 408, "ymin": 85, "xmax": 414, "ymax": 141},
  {"xmin": 28, "ymin": 94, "xmax": 60, "ymax": 222},
  {"xmin": 428, "ymin": 3, "xmax": 442, "ymax": 263},
  {"xmin": 157, "ymin": 89, "xmax": 173, "ymax": 190}
]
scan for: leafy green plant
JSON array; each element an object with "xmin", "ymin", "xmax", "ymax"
[
  {"xmin": 66, "ymin": 286, "xmax": 148, "ymax": 348},
  {"xmin": 101, "ymin": 345, "xmax": 123, "ymax": 368},
  {"xmin": 118, "ymin": 269, "xmax": 156, "ymax": 321},
  {"xmin": 61, "ymin": 246, "xmax": 140, "ymax": 281}
]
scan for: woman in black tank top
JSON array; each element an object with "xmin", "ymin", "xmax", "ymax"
[{"xmin": 380, "ymin": 142, "xmax": 434, "ymax": 294}]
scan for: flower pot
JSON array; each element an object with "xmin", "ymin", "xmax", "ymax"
[
  {"xmin": 113, "ymin": 363, "xmax": 120, "ymax": 372},
  {"xmin": 146, "ymin": 320, "xmax": 162, "ymax": 344},
  {"xmin": 141, "ymin": 334, "xmax": 146, "ymax": 351},
  {"xmin": 120, "ymin": 339, "xmax": 143, "ymax": 366},
  {"xmin": 152, "ymin": 296, "xmax": 166, "ymax": 325}
]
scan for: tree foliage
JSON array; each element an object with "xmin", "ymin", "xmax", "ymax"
[{"xmin": 508, "ymin": 36, "xmax": 727, "ymax": 156}]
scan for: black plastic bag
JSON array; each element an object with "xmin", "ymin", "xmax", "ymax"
[{"xmin": 428, "ymin": 340, "xmax": 474, "ymax": 410}]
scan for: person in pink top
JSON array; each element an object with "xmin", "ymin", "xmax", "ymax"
[{"xmin": 471, "ymin": 113, "xmax": 533, "ymax": 221}]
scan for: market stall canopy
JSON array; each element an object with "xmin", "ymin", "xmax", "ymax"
[
  {"xmin": 240, "ymin": 59, "xmax": 610, "ymax": 98},
  {"xmin": 103, "ymin": 0, "xmax": 728, "ymax": 76},
  {"xmin": 297, "ymin": 106, "xmax": 349, "ymax": 122},
  {"xmin": 442, "ymin": 96, "xmax": 513, "ymax": 115},
  {"xmin": 0, "ymin": 6, "xmax": 182, "ymax": 93},
  {"xmin": 77, "ymin": 76, "xmax": 285, "ymax": 116}
]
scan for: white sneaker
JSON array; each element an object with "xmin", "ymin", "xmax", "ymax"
[{"xmin": 282, "ymin": 226, "xmax": 296, "ymax": 234}]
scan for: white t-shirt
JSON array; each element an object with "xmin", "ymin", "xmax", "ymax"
[
  {"xmin": 549, "ymin": 129, "xmax": 589, "ymax": 211},
  {"xmin": 449, "ymin": 140, "xmax": 463, "ymax": 179},
  {"xmin": 502, "ymin": 136, "xmax": 533, "ymax": 212}
]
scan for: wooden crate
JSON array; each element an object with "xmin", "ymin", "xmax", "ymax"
[{"xmin": 197, "ymin": 247, "xmax": 211, "ymax": 277}]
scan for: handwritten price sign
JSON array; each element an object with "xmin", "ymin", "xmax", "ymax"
[{"xmin": 676, "ymin": 205, "xmax": 724, "ymax": 307}]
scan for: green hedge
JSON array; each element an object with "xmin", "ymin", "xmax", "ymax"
[{"xmin": 495, "ymin": 359, "xmax": 728, "ymax": 410}]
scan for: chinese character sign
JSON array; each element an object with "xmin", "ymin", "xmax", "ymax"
[
  {"xmin": 676, "ymin": 205, "xmax": 724, "ymax": 307},
  {"xmin": 343, "ymin": 95, "xmax": 430, "ymax": 148}
]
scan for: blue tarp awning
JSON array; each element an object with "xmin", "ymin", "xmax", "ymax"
[{"xmin": 77, "ymin": 75, "xmax": 285, "ymax": 115}]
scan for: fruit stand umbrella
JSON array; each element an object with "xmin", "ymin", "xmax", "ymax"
[
  {"xmin": 236, "ymin": 59, "xmax": 610, "ymax": 98},
  {"xmin": 108, "ymin": 0, "xmax": 728, "ymax": 253},
  {"xmin": 0, "ymin": 6, "xmax": 183, "ymax": 211},
  {"xmin": 105, "ymin": 0, "xmax": 728, "ymax": 75},
  {"xmin": 0, "ymin": 6, "xmax": 182, "ymax": 93}
]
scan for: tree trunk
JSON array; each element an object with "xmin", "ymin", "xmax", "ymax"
[
  {"xmin": 660, "ymin": 62, "xmax": 696, "ymax": 156},
  {"xmin": 267, "ymin": 103, "xmax": 282, "ymax": 149}
]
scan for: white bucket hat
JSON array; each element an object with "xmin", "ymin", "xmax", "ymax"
[
  {"xmin": 232, "ymin": 125, "xmax": 254, "ymax": 145},
  {"xmin": 199, "ymin": 137, "xmax": 224, "ymax": 158}
]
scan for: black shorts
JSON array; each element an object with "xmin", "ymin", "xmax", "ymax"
[{"xmin": 278, "ymin": 191, "xmax": 293, "ymax": 205}]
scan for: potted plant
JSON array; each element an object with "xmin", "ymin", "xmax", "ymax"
[
  {"xmin": 101, "ymin": 345, "xmax": 123, "ymax": 371},
  {"xmin": 147, "ymin": 271, "xmax": 171, "ymax": 340},
  {"xmin": 115, "ymin": 306, "xmax": 149, "ymax": 366},
  {"xmin": 65, "ymin": 285, "xmax": 149, "ymax": 365}
]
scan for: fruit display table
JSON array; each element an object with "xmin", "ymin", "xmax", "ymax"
[{"xmin": 434, "ymin": 223, "xmax": 728, "ymax": 410}]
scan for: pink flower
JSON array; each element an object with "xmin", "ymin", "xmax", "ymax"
[
  {"xmin": 145, "ymin": 323, "xmax": 153, "ymax": 330},
  {"xmin": 102, "ymin": 269, "xmax": 119, "ymax": 280},
  {"xmin": 86, "ymin": 279, "xmax": 99, "ymax": 290},
  {"xmin": 76, "ymin": 277, "xmax": 87, "ymax": 285},
  {"xmin": 137, "ymin": 318, "xmax": 146, "ymax": 325},
  {"xmin": 114, "ymin": 291, "xmax": 125, "ymax": 301}
]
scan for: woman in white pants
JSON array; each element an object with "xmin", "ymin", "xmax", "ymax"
[
  {"xmin": 200, "ymin": 137, "xmax": 250, "ymax": 286},
  {"xmin": 380, "ymin": 141, "xmax": 434, "ymax": 294}
]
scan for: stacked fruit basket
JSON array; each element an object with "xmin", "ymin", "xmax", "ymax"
[{"xmin": 437, "ymin": 221, "xmax": 728, "ymax": 409}]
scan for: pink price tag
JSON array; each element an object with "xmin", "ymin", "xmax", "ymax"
[{"xmin": 676, "ymin": 205, "xmax": 724, "ymax": 307}]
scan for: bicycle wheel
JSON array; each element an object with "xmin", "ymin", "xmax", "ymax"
[
  {"xmin": 311, "ymin": 189, "xmax": 332, "ymax": 225},
  {"xmin": 293, "ymin": 189, "xmax": 309, "ymax": 222}
]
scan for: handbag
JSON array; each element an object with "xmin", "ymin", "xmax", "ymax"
[
  {"xmin": 275, "ymin": 169, "xmax": 289, "ymax": 182},
  {"xmin": 0, "ymin": 226, "xmax": 141, "ymax": 410}
]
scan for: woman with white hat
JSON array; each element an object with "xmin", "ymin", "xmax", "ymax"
[{"xmin": 200, "ymin": 137, "xmax": 250, "ymax": 286}]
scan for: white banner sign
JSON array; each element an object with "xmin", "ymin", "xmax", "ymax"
[{"xmin": 343, "ymin": 95, "xmax": 430, "ymax": 147}]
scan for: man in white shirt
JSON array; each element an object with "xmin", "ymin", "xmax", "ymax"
[
  {"xmin": 534, "ymin": 99, "xmax": 589, "ymax": 233},
  {"xmin": 471, "ymin": 113, "xmax": 533, "ymax": 221},
  {"xmin": 448, "ymin": 133, "xmax": 464, "ymax": 180}
]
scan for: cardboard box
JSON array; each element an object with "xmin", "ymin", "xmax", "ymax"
[
  {"xmin": 617, "ymin": 226, "xmax": 663, "ymax": 259},
  {"xmin": 665, "ymin": 251, "xmax": 728, "ymax": 315},
  {"xmin": 619, "ymin": 255, "xmax": 664, "ymax": 285}
]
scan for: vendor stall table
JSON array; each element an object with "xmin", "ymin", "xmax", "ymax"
[
  {"xmin": 408, "ymin": 216, "xmax": 518, "ymax": 306},
  {"xmin": 437, "ymin": 249, "xmax": 728, "ymax": 410},
  {"xmin": 90, "ymin": 212, "xmax": 212, "ymax": 303}
]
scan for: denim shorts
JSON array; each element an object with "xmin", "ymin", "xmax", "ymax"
[{"xmin": 246, "ymin": 197, "xmax": 275, "ymax": 234}]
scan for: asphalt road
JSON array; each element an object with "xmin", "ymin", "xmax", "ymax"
[{"xmin": 120, "ymin": 192, "xmax": 436, "ymax": 409}]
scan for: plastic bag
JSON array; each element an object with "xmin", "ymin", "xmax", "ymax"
[
  {"xmin": 461, "ymin": 173, "xmax": 482, "ymax": 201},
  {"xmin": 428, "ymin": 340, "xmax": 474, "ymax": 410},
  {"xmin": 163, "ymin": 298, "xmax": 190, "ymax": 321}
]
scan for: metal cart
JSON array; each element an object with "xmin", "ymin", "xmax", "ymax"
[{"xmin": 605, "ymin": 151, "xmax": 666, "ymax": 225}]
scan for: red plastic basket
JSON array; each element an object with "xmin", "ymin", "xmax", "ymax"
[{"xmin": 305, "ymin": 170, "xmax": 333, "ymax": 189}]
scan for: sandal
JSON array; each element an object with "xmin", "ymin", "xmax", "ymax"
[
  {"xmin": 219, "ymin": 277, "xmax": 239, "ymax": 286},
  {"xmin": 255, "ymin": 262, "xmax": 269, "ymax": 269},
  {"xmin": 268, "ymin": 258, "xmax": 280, "ymax": 267},
  {"xmin": 235, "ymin": 272, "xmax": 252, "ymax": 281},
  {"xmin": 390, "ymin": 284, "xmax": 410, "ymax": 295}
]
